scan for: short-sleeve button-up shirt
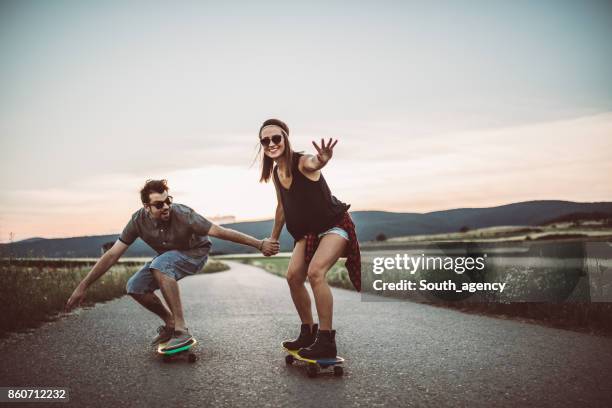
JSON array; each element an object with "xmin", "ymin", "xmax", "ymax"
[{"xmin": 119, "ymin": 203, "xmax": 213, "ymax": 257}]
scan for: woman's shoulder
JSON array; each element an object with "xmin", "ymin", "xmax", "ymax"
[{"xmin": 293, "ymin": 151, "xmax": 306, "ymax": 166}]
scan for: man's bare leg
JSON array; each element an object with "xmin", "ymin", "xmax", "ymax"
[
  {"xmin": 150, "ymin": 269, "xmax": 187, "ymax": 331},
  {"xmin": 129, "ymin": 292, "xmax": 174, "ymax": 328}
]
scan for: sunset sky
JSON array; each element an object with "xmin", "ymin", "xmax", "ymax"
[{"xmin": 1, "ymin": 0, "xmax": 612, "ymax": 242}]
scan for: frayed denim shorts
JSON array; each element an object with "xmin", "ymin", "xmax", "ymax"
[
  {"xmin": 126, "ymin": 250, "xmax": 208, "ymax": 294},
  {"xmin": 317, "ymin": 226, "xmax": 349, "ymax": 241}
]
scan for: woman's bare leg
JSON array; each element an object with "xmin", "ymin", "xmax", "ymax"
[
  {"xmin": 286, "ymin": 239, "xmax": 313, "ymax": 325},
  {"xmin": 307, "ymin": 234, "xmax": 347, "ymax": 330}
]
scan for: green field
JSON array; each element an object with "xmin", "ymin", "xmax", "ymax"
[
  {"xmin": 363, "ymin": 221, "xmax": 612, "ymax": 248},
  {"xmin": 0, "ymin": 258, "xmax": 228, "ymax": 337}
]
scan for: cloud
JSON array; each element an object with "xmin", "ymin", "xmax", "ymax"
[{"xmin": 3, "ymin": 112, "xmax": 612, "ymax": 240}]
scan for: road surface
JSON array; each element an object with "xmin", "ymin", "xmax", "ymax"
[{"xmin": 1, "ymin": 261, "xmax": 611, "ymax": 407}]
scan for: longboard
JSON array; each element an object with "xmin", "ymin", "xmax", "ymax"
[
  {"xmin": 157, "ymin": 338, "xmax": 198, "ymax": 363},
  {"xmin": 283, "ymin": 345, "xmax": 344, "ymax": 378}
]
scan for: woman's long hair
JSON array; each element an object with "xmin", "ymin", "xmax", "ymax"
[{"xmin": 258, "ymin": 118, "xmax": 293, "ymax": 183}]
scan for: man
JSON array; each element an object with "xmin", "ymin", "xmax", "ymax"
[{"xmin": 66, "ymin": 179, "xmax": 279, "ymax": 350}]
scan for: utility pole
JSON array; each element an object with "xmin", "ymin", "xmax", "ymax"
[{"xmin": 9, "ymin": 232, "xmax": 15, "ymax": 264}]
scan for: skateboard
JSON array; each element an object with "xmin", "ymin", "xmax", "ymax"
[
  {"xmin": 157, "ymin": 338, "xmax": 198, "ymax": 363},
  {"xmin": 283, "ymin": 346, "xmax": 344, "ymax": 378}
]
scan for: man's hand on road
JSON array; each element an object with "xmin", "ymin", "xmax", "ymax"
[
  {"xmin": 261, "ymin": 238, "xmax": 280, "ymax": 256},
  {"xmin": 65, "ymin": 285, "xmax": 87, "ymax": 312}
]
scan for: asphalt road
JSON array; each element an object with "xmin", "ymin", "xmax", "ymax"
[{"xmin": 1, "ymin": 261, "xmax": 611, "ymax": 408}]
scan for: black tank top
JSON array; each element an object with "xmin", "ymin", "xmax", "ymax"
[{"xmin": 274, "ymin": 152, "xmax": 350, "ymax": 240}]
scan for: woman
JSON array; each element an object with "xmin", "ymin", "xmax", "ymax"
[{"xmin": 258, "ymin": 118, "xmax": 361, "ymax": 359}]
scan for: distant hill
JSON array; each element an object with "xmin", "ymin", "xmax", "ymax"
[
  {"xmin": 2, "ymin": 200, "xmax": 611, "ymax": 258},
  {"xmin": 16, "ymin": 237, "xmax": 46, "ymax": 243},
  {"xmin": 539, "ymin": 211, "xmax": 612, "ymax": 225}
]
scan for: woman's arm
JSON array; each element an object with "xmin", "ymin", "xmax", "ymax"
[
  {"xmin": 271, "ymin": 179, "xmax": 285, "ymax": 241},
  {"xmin": 301, "ymin": 138, "xmax": 338, "ymax": 172}
]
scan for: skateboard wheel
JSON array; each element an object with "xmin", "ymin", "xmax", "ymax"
[
  {"xmin": 162, "ymin": 355, "xmax": 171, "ymax": 363},
  {"xmin": 285, "ymin": 355, "xmax": 295, "ymax": 365},
  {"xmin": 188, "ymin": 353, "xmax": 197, "ymax": 363},
  {"xmin": 333, "ymin": 366, "xmax": 343, "ymax": 377},
  {"xmin": 306, "ymin": 365, "xmax": 319, "ymax": 378}
]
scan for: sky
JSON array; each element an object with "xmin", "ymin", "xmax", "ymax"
[{"xmin": 1, "ymin": 0, "xmax": 612, "ymax": 242}]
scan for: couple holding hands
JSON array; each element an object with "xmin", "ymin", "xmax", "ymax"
[{"xmin": 66, "ymin": 118, "xmax": 361, "ymax": 360}]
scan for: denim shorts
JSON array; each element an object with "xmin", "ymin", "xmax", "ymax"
[
  {"xmin": 317, "ymin": 226, "xmax": 349, "ymax": 241},
  {"xmin": 126, "ymin": 250, "xmax": 208, "ymax": 295}
]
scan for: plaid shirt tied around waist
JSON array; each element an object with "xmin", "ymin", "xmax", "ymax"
[{"xmin": 303, "ymin": 212, "xmax": 361, "ymax": 292}]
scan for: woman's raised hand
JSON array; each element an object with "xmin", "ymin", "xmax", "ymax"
[{"xmin": 312, "ymin": 138, "xmax": 338, "ymax": 164}]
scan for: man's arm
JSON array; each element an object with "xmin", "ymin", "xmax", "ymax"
[
  {"xmin": 65, "ymin": 240, "xmax": 129, "ymax": 311},
  {"xmin": 208, "ymin": 224, "xmax": 279, "ymax": 256}
]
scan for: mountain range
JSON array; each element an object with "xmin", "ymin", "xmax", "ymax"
[{"xmin": 2, "ymin": 200, "xmax": 611, "ymax": 258}]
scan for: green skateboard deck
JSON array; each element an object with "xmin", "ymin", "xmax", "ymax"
[{"xmin": 283, "ymin": 345, "xmax": 344, "ymax": 378}]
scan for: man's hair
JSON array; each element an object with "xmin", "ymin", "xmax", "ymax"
[{"xmin": 140, "ymin": 179, "xmax": 169, "ymax": 204}]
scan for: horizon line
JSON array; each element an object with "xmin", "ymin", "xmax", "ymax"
[{"xmin": 3, "ymin": 197, "xmax": 611, "ymax": 243}]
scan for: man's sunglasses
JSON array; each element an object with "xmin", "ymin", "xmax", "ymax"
[
  {"xmin": 149, "ymin": 196, "xmax": 173, "ymax": 210},
  {"xmin": 260, "ymin": 134, "xmax": 283, "ymax": 147}
]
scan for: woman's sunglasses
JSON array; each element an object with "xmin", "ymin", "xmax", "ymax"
[
  {"xmin": 149, "ymin": 196, "xmax": 173, "ymax": 210},
  {"xmin": 260, "ymin": 134, "xmax": 283, "ymax": 147}
]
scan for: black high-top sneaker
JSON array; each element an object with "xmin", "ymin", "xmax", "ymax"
[
  {"xmin": 282, "ymin": 323, "xmax": 318, "ymax": 351},
  {"xmin": 297, "ymin": 329, "xmax": 337, "ymax": 359}
]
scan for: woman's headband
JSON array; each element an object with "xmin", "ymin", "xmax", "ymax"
[{"xmin": 259, "ymin": 125, "xmax": 288, "ymax": 137}]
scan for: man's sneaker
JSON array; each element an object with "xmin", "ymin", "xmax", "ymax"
[
  {"xmin": 282, "ymin": 323, "xmax": 318, "ymax": 351},
  {"xmin": 151, "ymin": 325, "xmax": 174, "ymax": 346},
  {"xmin": 161, "ymin": 328, "xmax": 194, "ymax": 351},
  {"xmin": 297, "ymin": 329, "xmax": 337, "ymax": 359}
]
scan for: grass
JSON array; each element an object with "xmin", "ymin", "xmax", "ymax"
[
  {"xmin": 198, "ymin": 259, "xmax": 230, "ymax": 274},
  {"xmin": 362, "ymin": 222, "xmax": 612, "ymax": 247},
  {"xmin": 0, "ymin": 258, "xmax": 228, "ymax": 337}
]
